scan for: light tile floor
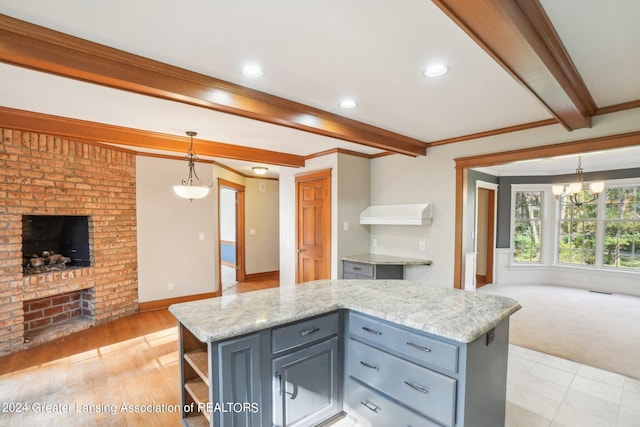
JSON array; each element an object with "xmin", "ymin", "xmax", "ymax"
[
  {"xmin": 506, "ymin": 345, "xmax": 640, "ymax": 427},
  {"xmin": 334, "ymin": 344, "xmax": 640, "ymax": 426}
]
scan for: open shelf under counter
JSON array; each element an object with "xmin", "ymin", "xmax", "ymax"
[{"xmin": 184, "ymin": 348, "xmax": 209, "ymax": 387}]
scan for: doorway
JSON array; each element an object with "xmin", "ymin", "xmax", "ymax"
[
  {"xmin": 218, "ymin": 179, "xmax": 245, "ymax": 294},
  {"xmin": 475, "ymin": 182, "xmax": 497, "ymax": 288},
  {"xmin": 295, "ymin": 169, "xmax": 331, "ymax": 283}
]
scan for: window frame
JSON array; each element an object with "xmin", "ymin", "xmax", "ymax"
[{"xmin": 555, "ymin": 190, "xmax": 600, "ymax": 268}]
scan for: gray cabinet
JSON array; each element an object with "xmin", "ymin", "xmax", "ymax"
[
  {"xmin": 219, "ymin": 334, "xmax": 264, "ymax": 427},
  {"xmin": 178, "ymin": 309, "xmax": 509, "ymax": 427},
  {"xmin": 342, "ymin": 260, "xmax": 403, "ymax": 279},
  {"xmin": 178, "ymin": 325, "xmax": 269, "ymax": 427},
  {"xmin": 348, "ymin": 338, "xmax": 456, "ymax": 426},
  {"xmin": 345, "ymin": 311, "xmax": 510, "ymax": 427},
  {"xmin": 345, "ymin": 378, "xmax": 441, "ymax": 427},
  {"xmin": 272, "ymin": 337, "xmax": 340, "ymax": 426},
  {"xmin": 178, "ymin": 312, "xmax": 342, "ymax": 427},
  {"xmin": 271, "ymin": 312, "xmax": 341, "ymax": 427}
]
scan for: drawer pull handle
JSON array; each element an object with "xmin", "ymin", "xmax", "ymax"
[
  {"xmin": 359, "ymin": 360, "xmax": 379, "ymax": 370},
  {"xmin": 407, "ymin": 341, "xmax": 431, "ymax": 352},
  {"xmin": 362, "ymin": 326, "xmax": 382, "ymax": 335},
  {"xmin": 300, "ymin": 327, "xmax": 320, "ymax": 336},
  {"xmin": 360, "ymin": 400, "xmax": 381, "ymax": 413},
  {"xmin": 404, "ymin": 380, "xmax": 429, "ymax": 394},
  {"xmin": 353, "ymin": 267, "xmax": 362, "ymax": 270}
]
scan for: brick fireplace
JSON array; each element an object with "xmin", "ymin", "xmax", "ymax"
[{"xmin": 0, "ymin": 128, "xmax": 139, "ymax": 355}]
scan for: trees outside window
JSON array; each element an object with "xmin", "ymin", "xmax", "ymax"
[
  {"xmin": 511, "ymin": 181, "xmax": 640, "ymax": 274},
  {"xmin": 603, "ymin": 186, "xmax": 640, "ymax": 269},
  {"xmin": 557, "ymin": 191, "xmax": 597, "ymax": 265},
  {"xmin": 513, "ymin": 191, "xmax": 542, "ymax": 263}
]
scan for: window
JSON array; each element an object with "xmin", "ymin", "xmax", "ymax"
[
  {"xmin": 557, "ymin": 191, "xmax": 597, "ymax": 265},
  {"xmin": 513, "ymin": 191, "xmax": 542, "ymax": 262},
  {"xmin": 603, "ymin": 186, "xmax": 640, "ymax": 269}
]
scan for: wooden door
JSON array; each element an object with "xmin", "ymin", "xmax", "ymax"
[{"xmin": 296, "ymin": 169, "xmax": 331, "ymax": 283}]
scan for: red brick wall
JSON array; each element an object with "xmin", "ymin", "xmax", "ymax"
[
  {"xmin": 0, "ymin": 128, "xmax": 138, "ymax": 355},
  {"xmin": 23, "ymin": 289, "xmax": 93, "ymax": 332}
]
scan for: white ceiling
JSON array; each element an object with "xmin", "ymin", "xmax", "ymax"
[
  {"xmin": 476, "ymin": 145, "xmax": 640, "ymax": 177},
  {"xmin": 1, "ymin": 0, "xmax": 640, "ymax": 177}
]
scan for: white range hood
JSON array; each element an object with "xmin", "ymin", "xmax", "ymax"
[{"xmin": 359, "ymin": 203, "xmax": 432, "ymax": 226}]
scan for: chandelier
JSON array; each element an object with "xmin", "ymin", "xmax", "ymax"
[
  {"xmin": 552, "ymin": 155, "xmax": 604, "ymax": 206},
  {"xmin": 173, "ymin": 131, "xmax": 213, "ymax": 201}
]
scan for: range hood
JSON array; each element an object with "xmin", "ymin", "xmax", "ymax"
[{"xmin": 359, "ymin": 203, "xmax": 432, "ymax": 226}]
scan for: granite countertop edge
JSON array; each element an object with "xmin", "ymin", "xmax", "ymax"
[{"xmin": 169, "ymin": 280, "xmax": 520, "ymax": 344}]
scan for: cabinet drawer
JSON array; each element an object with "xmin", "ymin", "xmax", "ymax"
[
  {"xmin": 347, "ymin": 338, "xmax": 456, "ymax": 427},
  {"xmin": 349, "ymin": 311, "xmax": 459, "ymax": 374},
  {"xmin": 343, "ymin": 261, "xmax": 374, "ymax": 278},
  {"xmin": 272, "ymin": 312, "xmax": 339, "ymax": 354},
  {"xmin": 345, "ymin": 378, "xmax": 440, "ymax": 427}
]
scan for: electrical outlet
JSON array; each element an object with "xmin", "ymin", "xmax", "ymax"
[
  {"xmin": 419, "ymin": 241, "xmax": 426, "ymax": 251},
  {"xmin": 168, "ymin": 282, "xmax": 174, "ymax": 292},
  {"xmin": 372, "ymin": 238, "xmax": 377, "ymax": 248}
]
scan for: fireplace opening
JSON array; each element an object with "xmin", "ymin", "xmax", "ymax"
[
  {"xmin": 23, "ymin": 288, "xmax": 95, "ymax": 346},
  {"xmin": 22, "ymin": 215, "xmax": 91, "ymax": 275}
]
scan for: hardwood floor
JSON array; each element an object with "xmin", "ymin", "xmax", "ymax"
[
  {"xmin": 0, "ymin": 280, "xmax": 278, "ymax": 426},
  {"xmin": 223, "ymin": 278, "xmax": 279, "ymax": 295}
]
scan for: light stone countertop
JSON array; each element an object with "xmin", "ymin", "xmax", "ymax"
[
  {"xmin": 342, "ymin": 253, "xmax": 432, "ymax": 265},
  {"xmin": 169, "ymin": 280, "xmax": 520, "ymax": 344}
]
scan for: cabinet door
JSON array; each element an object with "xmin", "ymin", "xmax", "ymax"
[
  {"xmin": 272, "ymin": 337, "xmax": 340, "ymax": 427},
  {"xmin": 219, "ymin": 334, "xmax": 263, "ymax": 427}
]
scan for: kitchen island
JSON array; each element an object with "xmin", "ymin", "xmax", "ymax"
[{"xmin": 169, "ymin": 280, "xmax": 520, "ymax": 427}]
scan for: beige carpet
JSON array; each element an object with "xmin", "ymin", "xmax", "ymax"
[{"xmin": 479, "ymin": 283, "xmax": 640, "ymax": 380}]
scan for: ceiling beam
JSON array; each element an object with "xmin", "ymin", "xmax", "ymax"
[
  {"xmin": 0, "ymin": 107, "xmax": 306, "ymax": 167},
  {"xmin": 0, "ymin": 14, "xmax": 426, "ymax": 157},
  {"xmin": 454, "ymin": 130, "xmax": 640, "ymax": 170},
  {"xmin": 433, "ymin": 0, "xmax": 596, "ymax": 131}
]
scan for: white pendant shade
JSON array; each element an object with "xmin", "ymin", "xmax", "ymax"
[
  {"xmin": 567, "ymin": 182, "xmax": 582, "ymax": 194},
  {"xmin": 173, "ymin": 184, "xmax": 210, "ymax": 200},
  {"xmin": 589, "ymin": 181, "xmax": 605, "ymax": 194},
  {"xmin": 173, "ymin": 131, "xmax": 213, "ymax": 200}
]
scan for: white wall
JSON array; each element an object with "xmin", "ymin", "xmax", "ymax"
[
  {"xmin": 337, "ymin": 154, "xmax": 371, "ymax": 278},
  {"xmin": 136, "ymin": 156, "xmax": 217, "ymax": 302},
  {"xmin": 245, "ymin": 179, "xmax": 279, "ymax": 274},
  {"xmin": 137, "ymin": 156, "xmax": 280, "ymax": 302}
]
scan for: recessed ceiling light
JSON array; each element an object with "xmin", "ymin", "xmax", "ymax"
[
  {"xmin": 423, "ymin": 63, "xmax": 448, "ymax": 78},
  {"xmin": 338, "ymin": 99, "xmax": 358, "ymax": 109},
  {"xmin": 241, "ymin": 64, "xmax": 264, "ymax": 78}
]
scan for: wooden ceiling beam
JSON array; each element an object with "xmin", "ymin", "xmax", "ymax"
[
  {"xmin": 433, "ymin": 0, "xmax": 596, "ymax": 131},
  {"xmin": 0, "ymin": 106, "xmax": 306, "ymax": 167},
  {"xmin": 0, "ymin": 14, "xmax": 426, "ymax": 156}
]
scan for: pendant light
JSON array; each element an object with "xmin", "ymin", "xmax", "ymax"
[
  {"xmin": 552, "ymin": 155, "xmax": 604, "ymax": 207},
  {"xmin": 173, "ymin": 131, "xmax": 213, "ymax": 201}
]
